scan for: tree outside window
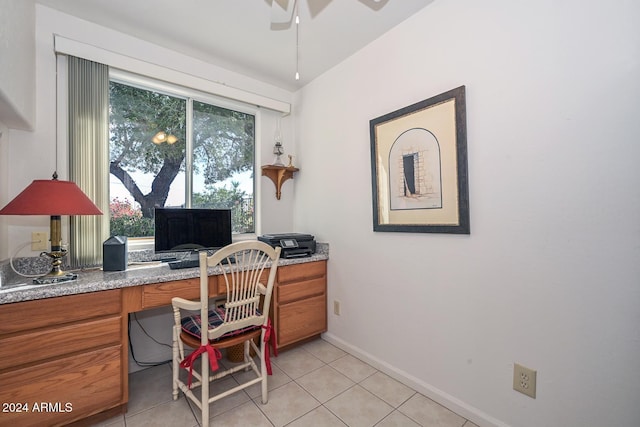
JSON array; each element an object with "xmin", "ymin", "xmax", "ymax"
[{"xmin": 108, "ymin": 81, "xmax": 255, "ymax": 238}]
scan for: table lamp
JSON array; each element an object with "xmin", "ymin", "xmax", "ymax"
[{"xmin": 0, "ymin": 172, "xmax": 102, "ymax": 284}]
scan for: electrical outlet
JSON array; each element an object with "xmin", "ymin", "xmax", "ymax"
[
  {"xmin": 31, "ymin": 232, "xmax": 48, "ymax": 251},
  {"xmin": 333, "ymin": 300, "xmax": 341, "ymax": 316},
  {"xmin": 513, "ymin": 363, "xmax": 537, "ymax": 398}
]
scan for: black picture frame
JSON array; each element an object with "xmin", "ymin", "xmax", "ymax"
[{"xmin": 369, "ymin": 86, "xmax": 470, "ymax": 234}]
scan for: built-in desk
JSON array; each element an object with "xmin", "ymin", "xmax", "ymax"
[{"xmin": 0, "ymin": 250, "xmax": 328, "ymax": 427}]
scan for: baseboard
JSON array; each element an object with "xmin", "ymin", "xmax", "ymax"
[{"xmin": 321, "ymin": 332, "xmax": 509, "ymax": 427}]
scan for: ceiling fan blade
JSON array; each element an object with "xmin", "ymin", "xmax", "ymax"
[
  {"xmin": 307, "ymin": 0, "xmax": 332, "ymax": 18},
  {"xmin": 357, "ymin": 0, "xmax": 389, "ymax": 11},
  {"xmin": 270, "ymin": 0, "xmax": 296, "ymax": 29}
]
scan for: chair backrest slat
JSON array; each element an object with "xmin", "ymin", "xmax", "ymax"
[{"xmin": 197, "ymin": 241, "xmax": 281, "ymax": 344}]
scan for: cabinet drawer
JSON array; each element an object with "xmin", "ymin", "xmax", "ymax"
[
  {"xmin": 277, "ymin": 261, "xmax": 326, "ymax": 283},
  {"xmin": 277, "ymin": 277, "xmax": 325, "ymax": 304},
  {"xmin": 0, "ymin": 345, "xmax": 123, "ymax": 427},
  {"xmin": 0, "ymin": 290, "xmax": 121, "ymax": 334},
  {"xmin": 142, "ymin": 278, "xmax": 215, "ymax": 308},
  {"xmin": 0, "ymin": 316, "xmax": 121, "ymax": 371},
  {"xmin": 277, "ymin": 294, "xmax": 327, "ymax": 347}
]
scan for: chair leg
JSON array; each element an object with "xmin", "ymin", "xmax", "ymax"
[
  {"xmin": 201, "ymin": 350, "xmax": 210, "ymax": 427},
  {"xmin": 243, "ymin": 340, "xmax": 251, "ymax": 371},
  {"xmin": 260, "ymin": 340, "xmax": 269, "ymax": 404},
  {"xmin": 260, "ymin": 339, "xmax": 268, "ymax": 404},
  {"xmin": 172, "ymin": 326, "xmax": 179, "ymax": 401}
]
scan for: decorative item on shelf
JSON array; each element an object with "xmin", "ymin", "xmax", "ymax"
[
  {"xmin": 261, "ymin": 165, "xmax": 299, "ymax": 200},
  {"xmin": 287, "ymin": 154, "xmax": 295, "ymax": 168},
  {"xmin": 0, "ymin": 172, "xmax": 103, "ymax": 284},
  {"xmin": 272, "ymin": 119, "xmax": 285, "ymax": 166}
]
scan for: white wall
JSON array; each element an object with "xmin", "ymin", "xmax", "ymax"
[
  {"xmin": 0, "ymin": 4, "xmax": 297, "ymax": 259},
  {"xmin": 0, "ymin": 123, "xmax": 8, "ymax": 259},
  {"xmin": 293, "ymin": 1, "xmax": 640, "ymax": 426},
  {"xmin": 0, "ymin": 0, "xmax": 35, "ymax": 260},
  {"xmin": 0, "ymin": 0, "xmax": 35, "ymax": 131}
]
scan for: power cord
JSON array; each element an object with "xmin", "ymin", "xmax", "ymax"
[
  {"xmin": 127, "ymin": 313, "xmax": 172, "ymax": 367},
  {"xmin": 9, "ymin": 241, "xmax": 47, "ymax": 278}
]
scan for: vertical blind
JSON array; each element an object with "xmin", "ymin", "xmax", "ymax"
[{"xmin": 67, "ymin": 56, "xmax": 110, "ymax": 267}]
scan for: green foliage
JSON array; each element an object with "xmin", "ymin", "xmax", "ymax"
[
  {"xmin": 109, "ymin": 82, "xmax": 187, "ymax": 174},
  {"xmin": 109, "ymin": 81, "xmax": 256, "ymax": 230},
  {"xmin": 109, "ymin": 198, "xmax": 154, "ymax": 237},
  {"xmin": 192, "ymin": 182, "xmax": 253, "ymax": 233},
  {"xmin": 109, "ymin": 181, "xmax": 254, "ymax": 237},
  {"xmin": 192, "ymin": 101, "xmax": 254, "ymax": 184}
]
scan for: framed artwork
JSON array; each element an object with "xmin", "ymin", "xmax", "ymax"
[{"xmin": 369, "ymin": 86, "xmax": 470, "ymax": 234}]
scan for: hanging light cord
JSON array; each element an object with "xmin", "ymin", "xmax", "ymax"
[{"xmin": 295, "ymin": 5, "xmax": 300, "ymax": 80}]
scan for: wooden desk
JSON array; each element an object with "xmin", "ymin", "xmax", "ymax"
[{"xmin": 0, "ymin": 259, "xmax": 327, "ymax": 427}]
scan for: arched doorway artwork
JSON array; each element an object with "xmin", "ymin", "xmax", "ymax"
[{"xmin": 388, "ymin": 128, "xmax": 442, "ymax": 210}]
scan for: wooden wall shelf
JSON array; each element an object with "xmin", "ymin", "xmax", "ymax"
[{"xmin": 261, "ymin": 165, "xmax": 299, "ymax": 200}]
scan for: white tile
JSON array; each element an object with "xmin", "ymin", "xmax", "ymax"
[
  {"xmin": 288, "ymin": 405, "xmax": 348, "ymax": 427},
  {"xmin": 360, "ymin": 371, "xmax": 416, "ymax": 408},
  {"xmin": 125, "ymin": 398, "xmax": 198, "ymax": 427},
  {"xmin": 376, "ymin": 410, "xmax": 422, "ymax": 427},
  {"xmin": 91, "ymin": 414, "xmax": 126, "ymax": 427},
  {"xmin": 210, "ymin": 401, "xmax": 273, "ymax": 427},
  {"xmin": 398, "ymin": 394, "xmax": 466, "ymax": 427},
  {"xmin": 233, "ymin": 360, "xmax": 292, "ymax": 399},
  {"xmin": 325, "ymin": 385, "xmax": 394, "ymax": 427},
  {"xmin": 124, "ymin": 340, "xmax": 477, "ymax": 427},
  {"xmin": 302, "ymin": 338, "xmax": 347, "ymax": 363},
  {"xmin": 271, "ymin": 346, "xmax": 325, "ymax": 379},
  {"xmin": 297, "ymin": 365, "xmax": 355, "ymax": 403},
  {"xmin": 185, "ymin": 376, "xmax": 251, "ymax": 423},
  {"xmin": 127, "ymin": 364, "xmax": 173, "ymax": 416},
  {"xmin": 255, "ymin": 381, "xmax": 320, "ymax": 426},
  {"xmin": 329, "ymin": 354, "xmax": 377, "ymax": 383}
]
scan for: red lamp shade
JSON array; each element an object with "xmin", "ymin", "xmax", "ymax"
[
  {"xmin": 0, "ymin": 179, "xmax": 102, "ymax": 216},
  {"xmin": 0, "ymin": 175, "xmax": 102, "ymax": 284}
]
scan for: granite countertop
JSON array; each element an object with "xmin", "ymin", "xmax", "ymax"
[{"xmin": 0, "ymin": 243, "xmax": 328, "ymax": 305}]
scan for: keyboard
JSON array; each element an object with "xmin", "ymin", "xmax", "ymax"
[
  {"xmin": 167, "ymin": 259, "xmax": 199, "ymax": 269},
  {"xmin": 167, "ymin": 256, "xmax": 235, "ymax": 270}
]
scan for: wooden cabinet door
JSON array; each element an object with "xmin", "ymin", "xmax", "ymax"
[
  {"xmin": 277, "ymin": 294, "xmax": 327, "ymax": 347},
  {"xmin": 275, "ymin": 260, "xmax": 327, "ymax": 348},
  {"xmin": 0, "ymin": 345, "xmax": 122, "ymax": 427}
]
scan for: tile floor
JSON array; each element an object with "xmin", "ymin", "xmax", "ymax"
[{"xmin": 95, "ymin": 338, "xmax": 479, "ymax": 427}]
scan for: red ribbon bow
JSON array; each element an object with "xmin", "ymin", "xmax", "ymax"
[
  {"xmin": 262, "ymin": 318, "xmax": 278, "ymax": 375},
  {"xmin": 179, "ymin": 343, "xmax": 222, "ymax": 388}
]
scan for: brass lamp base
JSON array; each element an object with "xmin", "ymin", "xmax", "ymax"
[
  {"xmin": 34, "ymin": 272, "xmax": 78, "ymax": 285},
  {"xmin": 33, "ymin": 248, "xmax": 77, "ymax": 285}
]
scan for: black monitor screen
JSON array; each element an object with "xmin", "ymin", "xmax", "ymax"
[{"xmin": 154, "ymin": 208, "xmax": 232, "ymax": 253}]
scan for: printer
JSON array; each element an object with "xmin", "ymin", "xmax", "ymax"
[{"xmin": 258, "ymin": 233, "xmax": 316, "ymax": 259}]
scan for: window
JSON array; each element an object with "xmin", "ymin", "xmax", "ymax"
[{"xmin": 108, "ymin": 78, "xmax": 255, "ymax": 239}]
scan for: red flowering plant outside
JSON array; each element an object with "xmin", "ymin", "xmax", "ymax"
[{"xmin": 109, "ymin": 197, "xmax": 154, "ymax": 238}]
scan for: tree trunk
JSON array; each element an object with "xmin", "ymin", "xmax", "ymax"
[{"xmin": 110, "ymin": 155, "xmax": 184, "ymax": 218}]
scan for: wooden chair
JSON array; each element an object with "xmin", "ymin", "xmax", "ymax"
[{"xmin": 171, "ymin": 241, "xmax": 281, "ymax": 426}]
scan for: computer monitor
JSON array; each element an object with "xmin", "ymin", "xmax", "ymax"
[{"xmin": 154, "ymin": 208, "xmax": 232, "ymax": 255}]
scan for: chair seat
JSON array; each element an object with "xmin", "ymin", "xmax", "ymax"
[
  {"xmin": 180, "ymin": 327, "xmax": 262, "ymax": 351},
  {"xmin": 181, "ymin": 306, "xmax": 261, "ymax": 344}
]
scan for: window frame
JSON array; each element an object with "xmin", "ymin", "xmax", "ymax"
[{"xmin": 108, "ymin": 69, "xmax": 259, "ymax": 250}]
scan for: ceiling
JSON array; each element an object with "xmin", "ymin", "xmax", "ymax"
[{"xmin": 35, "ymin": 0, "xmax": 433, "ymax": 91}]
